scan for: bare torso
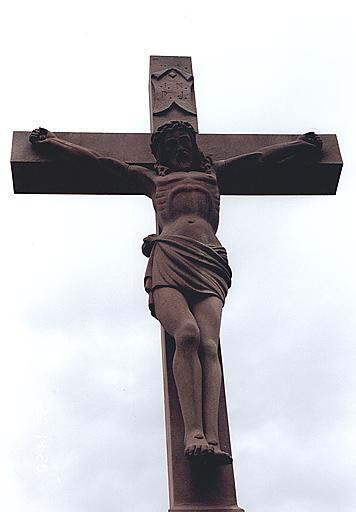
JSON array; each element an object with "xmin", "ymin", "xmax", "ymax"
[{"xmin": 150, "ymin": 169, "xmax": 221, "ymax": 245}]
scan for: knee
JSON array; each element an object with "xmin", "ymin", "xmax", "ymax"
[
  {"xmin": 200, "ymin": 338, "xmax": 219, "ymax": 359},
  {"xmin": 175, "ymin": 322, "xmax": 200, "ymax": 352}
]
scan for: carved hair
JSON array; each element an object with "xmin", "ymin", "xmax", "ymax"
[{"xmin": 150, "ymin": 121, "xmax": 212, "ymax": 176}]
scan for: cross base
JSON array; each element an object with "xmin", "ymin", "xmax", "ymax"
[{"xmin": 169, "ymin": 506, "xmax": 245, "ymax": 511}]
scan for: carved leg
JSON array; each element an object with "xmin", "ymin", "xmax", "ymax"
[
  {"xmin": 192, "ymin": 295, "xmax": 232, "ymax": 464},
  {"xmin": 153, "ymin": 287, "xmax": 210, "ymax": 458}
]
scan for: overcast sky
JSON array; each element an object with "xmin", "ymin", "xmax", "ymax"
[{"xmin": 1, "ymin": 1, "xmax": 355, "ymax": 511}]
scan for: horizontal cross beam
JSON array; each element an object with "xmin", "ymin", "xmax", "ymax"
[{"xmin": 11, "ymin": 131, "xmax": 342, "ymax": 195}]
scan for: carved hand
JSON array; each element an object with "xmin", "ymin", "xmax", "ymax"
[
  {"xmin": 298, "ymin": 132, "xmax": 323, "ymax": 151},
  {"xmin": 29, "ymin": 127, "xmax": 57, "ymax": 144}
]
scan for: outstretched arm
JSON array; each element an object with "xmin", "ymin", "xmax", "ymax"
[
  {"xmin": 29, "ymin": 128, "xmax": 155, "ymax": 196},
  {"xmin": 214, "ymin": 132, "xmax": 323, "ymax": 175}
]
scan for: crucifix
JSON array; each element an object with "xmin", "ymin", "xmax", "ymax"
[{"xmin": 11, "ymin": 56, "xmax": 342, "ymax": 512}]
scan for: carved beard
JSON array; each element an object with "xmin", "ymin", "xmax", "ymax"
[
  {"xmin": 155, "ymin": 142, "xmax": 213, "ymax": 175},
  {"xmin": 161, "ymin": 149, "xmax": 192, "ymax": 170},
  {"xmin": 175, "ymin": 150, "xmax": 191, "ymax": 164}
]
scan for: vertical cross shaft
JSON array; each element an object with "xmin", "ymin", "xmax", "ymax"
[{"xmin": 149, "ymin": 56, "xmax": 244, "ymax": 512}]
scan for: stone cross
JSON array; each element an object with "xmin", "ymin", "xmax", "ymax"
[{"xmin": 11, "ymin": 56, "xmax": 342, "ymax": 512}]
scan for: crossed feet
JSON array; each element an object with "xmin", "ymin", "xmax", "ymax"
[{"xmin": 184, "ymin": 430, "xmax": 232, "ymax": 465}]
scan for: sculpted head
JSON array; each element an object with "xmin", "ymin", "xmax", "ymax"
[{"xmin": 150, "ymin": 121, "xmax": 212, "ymax": 175}]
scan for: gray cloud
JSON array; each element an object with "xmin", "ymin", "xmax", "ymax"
[{"xmin": 1, "ymin": 2, "xmax": 355, "ymax": 511}]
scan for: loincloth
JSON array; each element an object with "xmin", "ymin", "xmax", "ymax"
[{"xmin": 142, "ymin": 234, "xmax": 232, "ymax": 318}]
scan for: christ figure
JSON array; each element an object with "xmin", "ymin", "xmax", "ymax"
[{"xmin": 30, "ymin": 121, "xmax": 322, "ymax": 464}]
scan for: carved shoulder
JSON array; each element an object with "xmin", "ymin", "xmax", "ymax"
[
  {"xmin": 128, "ymin": 164, "xmax": 157, "ymax": 197},
  {"xmin": 97, "ymin": 158, "xmax": 156, "ymax": 197}
]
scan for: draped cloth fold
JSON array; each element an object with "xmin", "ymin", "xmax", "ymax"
[{"xmin": 142, "ymin": 234, "xmax": 232, "ymax": 318}]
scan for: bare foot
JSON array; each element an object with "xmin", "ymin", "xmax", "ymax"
[
  {"xmin": 207, "ymin": 440, "xmax": 233, "ymax": 465},
  {"xmin": 184, "ymin": 430, "xmax": 211, "ymax": 458}
]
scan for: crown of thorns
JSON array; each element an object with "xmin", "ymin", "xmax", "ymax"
[{"xmin": 150, "ymin": 121, "xmax": 197, "ymax": 159}]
